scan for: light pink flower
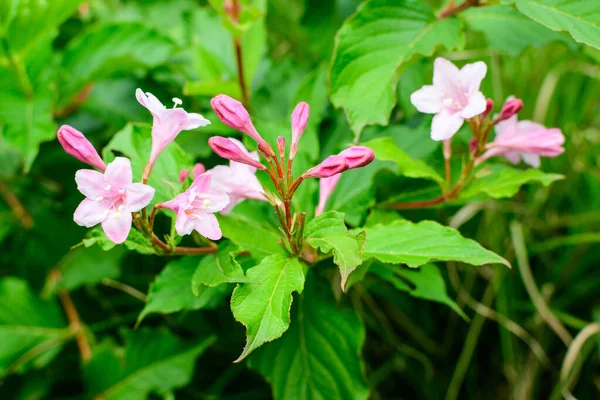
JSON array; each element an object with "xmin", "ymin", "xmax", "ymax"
[
  {"xmin": 205, "ymin": 139, "xmax": 266, "ymax": 214},
  {"xmin": 290, "ymin": 102, "xmax": 309, "ymax": 159},
  {"xmin": 208, "ymin": 136, "xmax": 266, "ymax": 170},
  {"xmin": 161, "ymin": 174, "xmax": 229, "ymax": 239},
  {"xmin": 478, "ymin": 115, "xmax": 565, "ymax": 167},
  {"xmin": 411, "ymin": 57, "xmax": 487, "ymax": 141},
  {"xmin": 499, "ymin": 98, "xmax": 523, "ymax": 120},
  {"xmin": 315, "ymin": 173, "xmax": 341, "ymax": 216},
  {"xmin": 302, "ymin": 155, "xmax": 350, "ymax": 179},
  {"xmin": 136, "ymin": 89, "xmax": 210, "ymax": 165},
  {"xmin": 73, "ymin": 157, "xmax": 155, "ymax": 244},
  {"xmin": 57, "ymin": 125, "xmax": 107, "ymax": 171}
]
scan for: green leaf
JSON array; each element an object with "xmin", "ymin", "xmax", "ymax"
[
  {"xmin": 460, "ymin": 164, "xmax": 564, "ymax": 199},
  {"xmin": 192, "ymin": 241, "xmax": 254, "ymax": 296},
  {"xmin": 364, "ymin": 137, "xmax": 444, "ymax": 184},
  {"xmin": 462, "ymin": 4, "xmax": 578, "ymax": 56},
  {"xmin": 304, "ymin": 211, "xmax": 365, "ymax": 290},
  {"xmin": 369, "ymin": 263, "xmax": 467, "ymax": 319},
  {"xmin": 85, "ymin": 329, "xmax": 214, "ymax": 400},
  {"xmin": 329, "ymin": 0, "xmax": 464, "ymax": 135},
  {"xmin": 56, "ymin": 246, "xmax": 125, "ymax": 292},
  {"xmin": 0, "ymin": 278, "xmax": 69, "ymax": 378},
  {"xmin": 138, "ymin": 257, "xmax": 229, "ymax": 324},
  {"xmin": 230, "ymin": 254, "xmax": 305, "ymax": 362},
  {"xmin": 363, "ymin": 220, "xmax": 510, "ymax": 268},
  {"xmin": 516, "ymin": 0, "xmax": 600, "ymax": 50},
  {"xmin": 249, "ymin": 274, "xmax": 369, "ymax": 400},
  {"xmin": 103, "ymin": 123, "xmax": 192, "ymax": 203},
  {"xmin": 219, "ymin": 214, "xmax": 285, "ymax": 259},
  {"xmin": 82, "ymin": 227, "xmax": 156, "ymax": 255}
]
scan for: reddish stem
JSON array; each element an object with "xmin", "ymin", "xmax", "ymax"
[
  {"xmin": 0, "ymin": 180, "xmax": 33, "ymax": 229},
  {"xmin": 438, "ymin": 0, "xmax": 481, "ymax": 19},
  {"xmin": 58, "ymin": 289, "xmax": 92, "ymax": 363}
]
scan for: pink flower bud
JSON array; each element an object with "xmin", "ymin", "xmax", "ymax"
[
  {"xmin": 315, "ymin": 173, "xmax": 341, "ymax": 216},
  {"xmin": 302, "ymin": 155, "xmax": 349, "ymax": 179},
  {"xmin": 208, "ymin": 136, "xmax": 267, "ymax": 170},
  {"xmin": 57, "ymin": 125, "xmax": 107, "ymax": 171},
  {"xmin": 277, "ymin": 136, "xmax": 286, "ymax": 158},
  {"xmin": 179, "ymin": 169, "xmax": 189, "ymax": 183},
  {"xmin": 193, "ymin": 163, "xmax": 206, "ymax": 179},
  {"xmin": 499, "ymin": 98, "xmax": 523, "ymax": 120},
  {"xmin": 482, "ymin": 98, "xmax": 494, "ymax": 119},
  {"xmin": 290, "ymin": 102, "xmax": 309, "ymax": 159},
  {"xmin": 337, "ymin": 146, "xmax": 375, "ymax": 169}
]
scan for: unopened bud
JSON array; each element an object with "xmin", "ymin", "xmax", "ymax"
[
  {"xmin": 179, "ymin": 169, "xmax": 189, "ymax": 183},
  {"xmin": 57, "ymin": 125, "xmax": 107, "ymax": 171},
  {"xmin": 337, "ymin": 146, "xmax": 375, "ymax": 169},
  {"xmin": 290, "ymin": 102, "xmax": 309, "ymax": 159},
  {"xmin": 499, "ymin": 98, "xmax": 523, "ymax": 120},
  {"xmin": 469, "ymin": 138, "xmax": 478, "ymax": 153},
  {"xmin": 302, "ymin": 155, "xmax": 349, "ymax": 179},
  {"xmin": 193, "ymin": 163, "xmax": 206, "ymax": 178},
  {"xmin": 277, "ymin": 136, "xmax": 286, "ymax": 158},
  {"xmin": 208, "ymin": 136, "xmax": 267, "ymax": 170}
]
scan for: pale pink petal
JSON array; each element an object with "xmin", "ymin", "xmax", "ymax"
[
  {"xmin": 521, "ymin": 153, "xmax": 541, "ymax": 168},
  {"xmin": 410, "ymin": 85, "xmax": 444, "ymax": 114},
  {"xmin": 458, "ymin": 91, "xmax": 487, "ymax": 119},
  {"xmin": 430, "ymin": 111, "xmax": 464, "ymax": 141},
  {"xmin": 125, "ymin": 183, "xmax": 155, "ymax": 212},
  {"xmin": 203, "ymin": 189, "xmax": 230, "ymax": 213},
  {"xmin": 175, "ymin": 208, "xmax": 196, "ymax": 236},
  {"xmin": 136, "ymin": 88, "xmax": 165, "ymax": 116},
  {"xmin": 75, "ymin": 169, "xmax": 106, "ymax": 199},
  {"xmin": 183, "ymin": 113, "xmax": 211, "ymax": 130},
  {"xmin": 504, "ymin": 151, "xmax": 521, "ymax": 164},
  {"xmin": 104, "ymin": 157, "xmax": 132, "ymax": 187},
  {"xmin": 190, "ymin": 173, "xmax": 212, "ymax": 193},
  {"xmin": 458, "ymin": 61, "xmax": 487, "ymax": 95},
  {"xmin": 517, "ymin": 120, "xmax": 546, "ymax": 132},
  {"xmin": 316, "ymin": 173, "xmax": 341, "ymax": 216},
  {"xmin": 74, "ymin": 199, "xmax": 109, "ymax": 227},
  {"xmin": 495, "ymin": 115, "xmax": 519, "ymax": 138},
  {"xmin": 101, "ymin": 210, "xmax": 132, "ymax": 244},
  {"xmin": 220, "ymin": 196, "xmax": 243, "ymax": 215},
  {"xmin": 433, "ymin": 58, "xmax": 460, "ymax": 90},
  {"xmin": 162, "ymin": 192, "xmax": 185, "ymax": 213},
  {"xmin": 193, "ymin": 212, "xmax": 222, "ymax": 240}
]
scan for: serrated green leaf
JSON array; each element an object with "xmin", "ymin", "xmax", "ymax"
[
  {"xmin": 363, "ymin": 220, "xmax": 510, "ymax": 268},
  {"xmin": 329, "ymin": 0, "xmax": 464, "ymax": 135},
  {"xmin": 249, "ymin": 273, "xmax": 369, "ymax": 400},
  {"xmin": 304, "ymin": 211, "xmax": 365, "ymax": 290},
  {"xmin": 85, "ymin": 329, "xmax": 214, "ymax": 400},
  {"xmin": 231, "ymin": 254, "xmax": 305, "ymax": 362},
  {"xmin": 138, "ymin": 257, "xmax": 229, "ymax": 323},
  {"xmin": 460, "ymin": 164, "xmax": 564, "ymax": 199},
  {"xmin": 82, "ymin": 227, "xmax": 156, "ymax": 255},
  {"xmin": 516, "ymin": 0, "xmax": 600, "ymax": 50},
  {"xmin": 219, "ymin": 214, "xmax": 285, "ymax": 259}
]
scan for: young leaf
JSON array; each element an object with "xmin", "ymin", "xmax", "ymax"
[
  {"xmin": 363, "ymin": 220, "xmax": 510, "ymax": 268},
  {"xmin": 304, "ymin": 211, "xmax": 365, "ymax": 290},
  {"xmin": 85, "ymin": 329, "xmax": 214, "ymax": 400},
  {"xmin": 138, "ymin": 257, "xmax": 229, "ymax": 324},
  {"xmin": 0, "ymin": 278, "xmax": 69, "ymax": 378},
  {"xmin": 516, "ymin": 0, "xmax": 600, "ymax": 50},
  {"xmin": 249, "ymin": 274, "xmax": 369, "ymax": 400},
  {"xmin": 230, "ymin": 254, "xmax": 306, "ymax": 362},
  {"xmin": 219, "ymin": 214, "xmax": 285, "ymax": 259},
  {"xmin": 329, "ymin": 0, "xmax": 464, "ymax": 135},
  {"xmin": 82, "ymin": 227, "xmax": 156, "ymax": 255}
]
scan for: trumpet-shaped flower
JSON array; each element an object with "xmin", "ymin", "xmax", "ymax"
[
  {"xmin": 315, "ymin": 173, "xmax": 341, "ymax": 216},
  {"xmin": 73, "ymin": 157, "xmax": 155, "ymax": 244},
  {"xmin": 411, "ymin": 57, "xmax": 487, "ymax": 141},
  {"xmin": 136, "ymin": 89, "xmax": 210, "ymax": 165},
  {"xmin": 161, "ymin": 174, "xmax": 229, "ymax": 239},
  {"xmin": 478, "ymin": 115, "xmax": 565, "ymax": 167}
]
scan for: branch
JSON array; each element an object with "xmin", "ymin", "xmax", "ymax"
[
  {"xmin": 0, "ymin": 180, "xmax": 33, "ymax": 229},
  {"xmin": 58, "ymin": 289, "xmax": 92, "ymax": 363},
  {"xmin": 439, "ymin": 0, "xmax": 482, "ymax": 19}
]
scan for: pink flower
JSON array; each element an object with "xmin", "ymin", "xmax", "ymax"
[
  {"xmin": 161, "ymin": 174, "xmax": 229, "ymax": 239},
  {"xmin": 338, "ymin": 146, "xmax": 375, "ymax": 169},
  {"xmin": 411, "ymin": 57, "xmax": 487, "ymax": 141},
  {"xmin": 73, "ymin": 157, "xmax": 155, "ymax": 244},
  {"xmin": 478, "ymin": 115, "xmax": 565, "ymax": 167},
  {"xmin": 205, "ymin": 139, "xmax": 266, "ymax": 214},
  {"xmin": 290, "ymin": 102, "xmax": 309, "ymax": 159},
  {"xmin": 208, "ymin": 136, "xmax": 266, "ymax": 170},
  {"xmin": 57, "ymin": 125, "xmax": 107, "ymax": 171},
  {"xmin": 136, "ymin": 89, "xmax": 210, "ymax": 165},
  {"xmin": 315, "ymin": 174, "xmax": 341, "ymax": 216},
  {"xmin": 302, "ymin": 155, "xmax": 350, "ymax": 179}
]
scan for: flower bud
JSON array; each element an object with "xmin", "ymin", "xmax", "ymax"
[
  {"xmin": 302, "ymin": 155, "xmax": 349, "ymax": 179},
  {"xmin": 193, "ymin": 163, "xmax": 206, "ymax": 178},
  {"xmin": 482, "ymin": 98, "xmax": 494, "ymax": 119},
  {"xmin": 179, "ymin": 169, "xmax": 189, "ymax": 183},
  {"xmin": 57, "ymin": 125, "xmax": 107, "ymax": 171},
  {"xmin": 337, "ymin": 146, "xmax": 375, "ymax": 169},
  {"xmin": 290, "ymin": 102, "xmax": 309, "ymax": 159},
  {"xmin": 208, "ymin": 136, "xmax": 267, "ymax": 170},
  {"xmin": 499, "ymin": 98, "xmax": 523, "ymax": 120},
  {"xmin": 469, "ymin": 138, "xmax": 478, "ymax": 153},
  {"xmin": 277, "ymin": 136, "xmax": 286, "ymax": 158}
]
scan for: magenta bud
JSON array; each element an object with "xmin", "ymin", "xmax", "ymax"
[
  {"xmin": 483, "ymin": 98, "xmax": 494, "ymax": 119},
  {"xmin": 209, "ymin": 136, "xmax": 267, "ymax": 170},
  {"xmin": 193, "ymin": 163, "xmax": 206, "ymax": 179},
  {"xmin": 290, "ymin": 102, "xmax": 310, "ymax": 159},
  {"xmin": 179, "ymin": 169, "xmax": 189, "ymax": 183},
  {"xmin": 469, "ymin": 138, "xmax": 478, "ymax": 153},
  {"xmin": 337, "ymin": 146, "xmax": 375, "ymax": 169},
  {"xmin": 57, "ymin": 125, "xmax": 107, "ymax": 171},
  {"xmin": 277, "ymin": 136, "xmax": 286, "ymax": 158},
  {"xmin": 499, "ymin": 98, "xmax": 523, "ymax": 120},
  {"xmin": 302, "ymin": 155, "xmax": 350, "ymax": 179}
]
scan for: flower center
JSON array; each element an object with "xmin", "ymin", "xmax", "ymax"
[{"xmin": 172, "ymin": 97, "xmax": 182, "ymax": 109}]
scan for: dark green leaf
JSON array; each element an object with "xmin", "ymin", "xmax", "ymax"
[{"xmin": 219, "ymin": 214, "xmax": 285, "ymax": 259}]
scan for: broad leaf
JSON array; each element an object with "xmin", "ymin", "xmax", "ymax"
[
  {"xmin": 0, "ymin": 278, "xmax": 69, "ymax": 378},
  {"xmin": 369, "ymin": 263, "xmax": 467, "ymax": 318},
  {"xmin": 304, "ymin": 211, "xmax": 365, "ymax": 290},
  {"xmin": 460, "ymin": 164, "xmax": 564, "ymax": 199},
  {"xmin": 82, "ymin": 227, "xmax": 156, "ymax": 255},
  {"xmin": 56, "ymin": 246, "xmax": 125, "ymax": 291},
  {"xmin": 85, "ymin": 329, "xmax": 214, "ymax": 400},
  {"xmin": 230, "ymin": 254, "xmax": 305, "ymax": 361},
  {"xmin": 329, "ymin": 0, "xmax": 464, "ymax": 135},
  {"xmin": 516, "ymin": 0, "xmax": 600, "ymax": 50},
  {"xmin": 250, "ymin": 274, "xmax": 369, "ymax": 400},
  {"xmin": 363, "ymin": 220, "xmax": 510, "ymax": 268},
  {"xmin": 219, "ymin": 214, "xmax": 285, "ymax": 259},
  {"xmin": 138, "ymin": 257, "xmax": 229, "ymax": 323}
]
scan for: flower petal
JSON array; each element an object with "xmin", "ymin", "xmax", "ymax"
[
  {"xmin": 522, "ymin": 153, "xmax": 541, "ymax": 168},
  {"xmin": 74, "ymin": 198, "xmax": 109, "ymax": 227},
  {"xmin": 183, "ymin": 113, "xmax": 211, "ymax": 130},
  {"xmin": 75, "ymin": 169, "xmax": 106, "ymax": 199},
  {"xmin": 105, "ymin": 157, "xmax": 133, "ymax": 187},
  {"xmin": 410, "ymin": 85, "xmax": 444, "ymax": 114},
  {"xmin": 101, "ymin": 210, "xmax": 132, "ymax": 244},
  {"xmin": 175, "ymin": 208, "xmax": 196, "ymax": 236},
  {"xmin": 458, "ymin": 61, "xmax": 487, "ymax": 95},
  {"xmin": 190, "ymin": 173, "xmax": 212, "ymax": 193},
  {"xmin": 193, "ymin": 212, "xmax": 222, "ymax": 240},
  {"xmin": 136, "ymin": 88, "xmax": 165, "ymax": 116},
  {"xmin": 126, "ymin": 183, "xmax": 155, "ymax": 212},
  {"xmin": 459, "ymin": 91, "xmax": 486, "ymax": 119},
  {"xmin": 430, "ymin": 111, "xmax": 464, "ymax": 141},
  {"xmin": 504, "ymin": 151, "xmax": 521, "ymax": 164},
  {"xmin": 203, "ymin": 189, "xmax": 230, "ymax": 213},
  {"xmin": 433, "ymin": 57, "xmax": 460, "ymax": 89}
]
